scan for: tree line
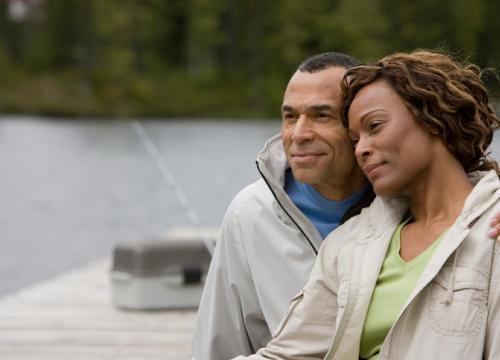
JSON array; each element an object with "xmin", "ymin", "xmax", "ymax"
[{"xmin": 0, "ymin": 0, "xmax": 499, "ymax": 118}]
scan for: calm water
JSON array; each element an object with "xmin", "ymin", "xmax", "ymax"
[
  {"xmin": 2, "ymin": 116, "xmax": 500, "ymax": 297},
  {"xmin": 0, "ymin": 116, "xmax": 280, "ymax": 296}
]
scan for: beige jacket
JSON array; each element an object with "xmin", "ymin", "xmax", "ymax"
[{"xmin": 234, "ymin": 171, "xmax": 500, "ymax": 360}]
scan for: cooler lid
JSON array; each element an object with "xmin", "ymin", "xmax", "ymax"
[{"xmin": 112, "ymin": 231, "xmax": 214, "ymax": 277}]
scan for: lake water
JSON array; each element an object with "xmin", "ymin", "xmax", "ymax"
[
  {"xmin": 0, "ymin": 116, "xmax": 280, "ymax": 296},
  {"xmin": 2, "ymin": 116, "xmax": 500, "ymax": 297}
]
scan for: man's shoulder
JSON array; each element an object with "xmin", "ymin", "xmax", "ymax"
[
  {"xmin": 220, "ymin": 178, "xmax": 286, "ymax": 243},
  {"xmin": 228, "ymin": 178, "xmax": 275, "ymax": 213}
]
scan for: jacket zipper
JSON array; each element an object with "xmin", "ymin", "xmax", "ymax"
[{"xmin": 256, "ymin": 161, "xmax": 318, "ymax": 255}]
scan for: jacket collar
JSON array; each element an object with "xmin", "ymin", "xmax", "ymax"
[
  {"xmin": 255, "ymin": 133, "xmax": 288, "ymax": 187},
  {"xmin": 369, "ymin": 171, "xmax": 500, "ymax": 326},
  {"xmin": 360, "ymin": 170, "xmax": 500, "ymax": 298},
  {"xmin": 360, "ymin": 171, "xmax": 500, "ymax": 358},
  {"xmin": 459, "ymin": 171, "xmax": 500, "ymax": 227}
]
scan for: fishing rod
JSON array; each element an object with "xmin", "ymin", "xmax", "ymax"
[{"xmin": 131, "ymin": 121, "xmax": 216, "ymax": 255}]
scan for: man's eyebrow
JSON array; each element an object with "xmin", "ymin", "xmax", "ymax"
[
  {"xmin": 309, "ymin": 104, "xmax": 335, "ymax": 111},
  {"xmin": 281, "ymin": 104, "xmax": 338, "ymax": 113}
]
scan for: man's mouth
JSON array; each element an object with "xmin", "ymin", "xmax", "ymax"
[{"xmin": 291, "ymin": 152, "xmax": 324, "ymax": 163}]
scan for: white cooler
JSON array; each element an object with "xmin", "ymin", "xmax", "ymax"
[{"xmin": 111, "ymin": 227, "xmax": 217, "ymax": 310}]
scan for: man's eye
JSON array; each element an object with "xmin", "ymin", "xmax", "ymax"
[
  {"xmin": 350, "ymin": 138, "xmax": 359, "ymax": 149},
  {"xmin": 283, "ymin": 113, "xmax": 296, "ymax": 120},
  {"xmin": 316, "ymin": 113, "xmax": 330, "ymax": 119}
]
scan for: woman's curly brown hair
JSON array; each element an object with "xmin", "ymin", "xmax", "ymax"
[{"xmin": 341, "ymin": 50, "xmax": 500, "ymax": 175}]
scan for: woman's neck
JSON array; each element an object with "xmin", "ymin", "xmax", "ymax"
[
  {"xmin": 404, "ymin": 158, "xmax": 473, "ymax": 226},
  {"xmin": 398, "ymin": 156, "xmax": 473, "ymax": 261}
]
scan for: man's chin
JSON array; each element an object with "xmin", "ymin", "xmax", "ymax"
[{"xmin": 290, "ymin": 168, "xmax": 320, "ymax": 185}]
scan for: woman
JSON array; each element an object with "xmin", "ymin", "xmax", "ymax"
[{"xmin": 233, "ymin": 50, "xmax": 500, "ymax": 359}]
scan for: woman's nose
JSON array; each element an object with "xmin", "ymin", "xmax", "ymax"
[{"xmin": 354, "ymin": 136, "xmax": 371, "ymax": 161}]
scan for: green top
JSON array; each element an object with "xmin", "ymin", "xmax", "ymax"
[{"xmin": 359, "ymin": 218, "xmax": 447, "ymax": 360}]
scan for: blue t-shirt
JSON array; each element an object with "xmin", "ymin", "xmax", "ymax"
[{"xmin": 284, "ymin": 168, "xmax": 369, "ymax": 239}]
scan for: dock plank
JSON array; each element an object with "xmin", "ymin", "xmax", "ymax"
[{"xmin": 0, "ymin": 259, "xmax": 196, "ymax": 359}]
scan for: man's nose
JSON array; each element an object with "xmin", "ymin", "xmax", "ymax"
[{"xmin": 291, "ymin": 116, "xmax": 314, "ymax": 143}]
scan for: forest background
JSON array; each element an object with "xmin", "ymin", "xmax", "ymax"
[{"xmin": 1, "ymin": 0, "xmax": 499, "ymax": 118}]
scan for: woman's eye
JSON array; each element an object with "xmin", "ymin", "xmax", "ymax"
[{"xmin": 368, "ymin": 121, "xmax": 382, "ymax": 130}]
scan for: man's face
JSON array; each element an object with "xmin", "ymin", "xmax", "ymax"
[{"xmin": 281, "ymin": 67, "xmax": 366, "ymax": 198}]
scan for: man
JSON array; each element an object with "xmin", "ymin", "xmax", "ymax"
[{"xmin": 192, "ymin": 52, "xmax": 373, "ymax": 359}]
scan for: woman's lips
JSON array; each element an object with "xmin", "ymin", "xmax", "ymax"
[{"xmin": 363, "ymin": 162, "xmax": 384, "ymax": 178}]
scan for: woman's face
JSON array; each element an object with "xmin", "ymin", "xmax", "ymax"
[{"xmin": 348, "ymin": 80, "xmax": 439, "ymax": 197}]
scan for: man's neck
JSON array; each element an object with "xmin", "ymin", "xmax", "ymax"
[{"xmin": 311, "ymin": 177, "xmax": 369, "ymax": 201}]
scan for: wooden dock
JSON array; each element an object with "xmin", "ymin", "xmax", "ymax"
[{"xmin": 0, "ymin": 259, "xmax": 197, "ymax": 359}]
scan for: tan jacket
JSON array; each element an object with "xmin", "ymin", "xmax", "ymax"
[{"xmin": 234, "ymin": 171, "xmax": 500, "ymax": 360}]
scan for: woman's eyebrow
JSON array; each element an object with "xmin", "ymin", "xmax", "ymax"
[{"xmin": 359, "ymin": 109, "xmax": 386, "ymax": 124}]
